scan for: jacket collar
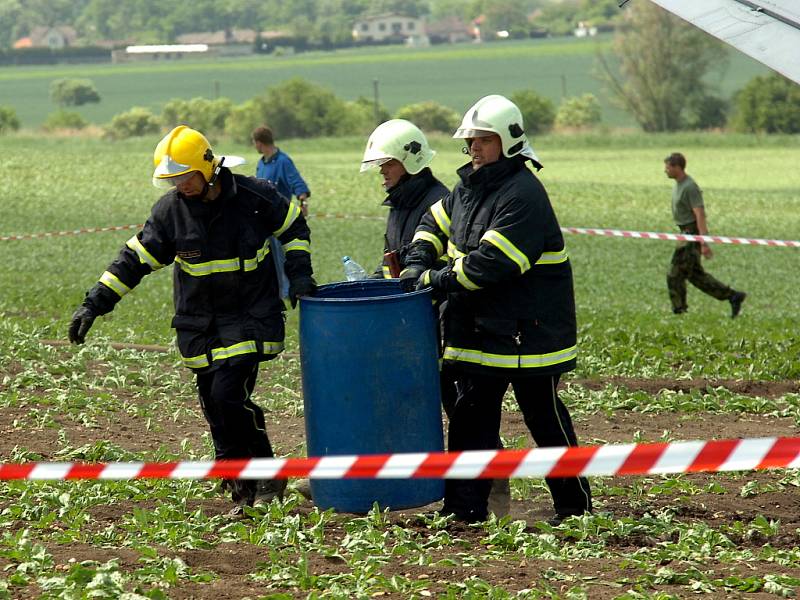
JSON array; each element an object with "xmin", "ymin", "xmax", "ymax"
[
  {"xmin": 457, "ymin": 155, "xmax": 527, "ymax": 192},
  {"xmin": 261, "ymin": 148, "xmax": 282, "ymax": 164},
  {"xmin": 179, "ymin": 167, "xmax": 235, "ymax": 216},
  {"xmin": 382, "ymin": 168, "xmax": 435, "ymax": 209}
]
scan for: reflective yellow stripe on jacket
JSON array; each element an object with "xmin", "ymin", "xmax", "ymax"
[
  {"xmin": 411, "ymin": 230, "xmax": 444, "ymax": 258},
  {"xmin": 274, "ymin": 201, "xmax": 301, "ymax": 237},
  {"xmin": 429, "ymin": 200, "xmax": 451, "ymax": 238},
  {"xmin": 175, "ymin": 256, "xmax": 241, "ymax": 276},
  {"xmin": 481, "ymin": 230, "xmax": 530, "ymax": 273},
  {"xmin": 534, "ymin": 248, "xmax": 568, "ymax": 265},
  {"xmin": 126, "ymin": 236, "xmax": 164, "ymax": 270},
  {"xmin": 443, "ymin": 345, "xmax": 577, "ymax": 369},
  {"xmin": 242, "ymin": 238, "xmax": 271, "ymax": 272},
  {"xmin": 283, "ymin": 239, "xmax": 310, "ymax": 253},
  {"xmin": 452, "ymin": 257, "xmax": 480, "ymax": 290},
  {"xmin": 99, "ymin": 271, "xmax": 131, "ymax": 297},
  {"xmin": 481, "ymin": 230, "xmax": 568, "ymax": 272},
  {"xmin": 181, "ymin": 340, "xmax": 285, "ymax": 369},
  {"xmin": 175, "ymin": 239, "xmax": 277, "ymax": 277},
  {"xmin": 447, "ymin": 245, "xmax": 467, "ymax": 260}
]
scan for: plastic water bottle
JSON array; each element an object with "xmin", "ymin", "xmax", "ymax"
[{"xmin": 342, "ymin": 256, "xmax": 367, "ymax": 281}]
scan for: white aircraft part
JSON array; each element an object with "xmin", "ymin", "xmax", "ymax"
[{"xmin": 650, "ymin": 0, "xmax": 800, "ymax": 84}]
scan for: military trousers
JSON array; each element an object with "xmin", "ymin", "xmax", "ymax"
[{"xmin": 667, "ymin": 242, "xmax": 734, "ymax": 312}]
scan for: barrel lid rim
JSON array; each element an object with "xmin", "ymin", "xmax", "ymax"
[{"xmin": 299, "ymin": 280, "xmax": 432, "ymax": 303}]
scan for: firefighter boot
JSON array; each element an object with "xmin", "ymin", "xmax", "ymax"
[
  {"xmin": 252, "ymin": 478, "xmax": 287, "ymax": 509},
  {"xmin": 730, "ymin": 291, "xmax": 747, "ymax": 318},
  {"xmin": 224, "ymin": 479, "xmax": 255, "ymax": 519},
  {"xmin": 487, "ymin": 478, "xmax": 511, "ymax": 518}
]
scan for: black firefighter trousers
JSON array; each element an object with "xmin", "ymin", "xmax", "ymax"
[
  {"xmin": 442, "ymin": 372, "xmax": 592, "ymax": 522},
  {"xmin": 196, "ymin": 360, "xmax": 276, "ymax": 501}
]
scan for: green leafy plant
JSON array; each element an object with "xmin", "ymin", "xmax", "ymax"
[
  {"xmin": 731, "ymin": 73, "xmax": 800, "ymax": 133},
  {"xmin": 42, "ymin": 110, "xmax": 88, "ymax": 131},
  {"xmin": 510, "ymin": 89, "xmax": 555, "ymax": 134},
  {"xmin": 105, "ymin": 107, "xmax": 161, "ymax": 140},
  {"xmin": 0, "ymin": 105, "xmax": 20, "ymax": 134},
  {"xmin": 555, "ymin": 93, "xmax": 603, "ymax": 129},
  {"xmin": 161, "ymin": 97, "xmax": 233, "ymax": 136}
]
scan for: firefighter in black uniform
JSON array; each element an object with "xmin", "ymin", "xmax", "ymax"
[
  {"xmin": 361, "ymin": 118, "xmax": 512, "ymax": 516},
  {"xmin": 68, "ymin": 126, "xmax": 316, "ymax": 515},
  {"xmin": 401, "ymin": 95, "xmax": 592, "ymax": 524},
  {"xmin": 359, "ymin": 119, "xmax": 449, "ymax": 278}
]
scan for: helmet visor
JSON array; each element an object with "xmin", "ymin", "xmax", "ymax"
[
  {"xmin": 452, "ymin": 127, "xmax": 495, "ymax": 140},
  {"xmin": 153, "ymin": 153, "xmax": 191, "ymax": 178},
  {"xmin": 152, "ymin": 170, "xmax": 197, "ymax": 190},
  {"xmin": 359, "ymin": 156, "xmax": 392, "ymax": 172}
]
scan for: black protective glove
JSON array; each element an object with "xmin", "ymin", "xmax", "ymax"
[
  {"xmin": 398, "ymin": 266, "xmax": 424, "ymax": 293},
  {"xmin": 68, "ymin": 305, "xmax": 97, "ymax": 344},
  {"xmin": 288, "ymin": 276, "xmax": 317, "ymax": 308},
  {"xmin": 418, "ymin": 268, "xmax": 452, "ymax": 291},
  {"xmin": 415, "ymin": 269, "xmax": 432, "ymax": 291}
]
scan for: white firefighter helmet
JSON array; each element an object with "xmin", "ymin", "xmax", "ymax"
[
  {"xmin": 360, "ymin": 119, "xmax": 435, "ymax": 175},
  {"xmin": 453, "ymin": 95, "xmax": 541, "ymax": 165}
]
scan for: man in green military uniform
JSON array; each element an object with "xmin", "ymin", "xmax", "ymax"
[{"xmin": 664, "ymin": 152, "xmax": 746, "ymax": 317}]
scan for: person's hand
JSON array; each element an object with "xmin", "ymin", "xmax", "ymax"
[
  {"xmin": 700, "ymin": 243, "xmax": 713, "ymax": 259},
  {"xmin": 288, "ymin": 276, "xmax": 317, "ymax": 308},
  {"xmin": 398, "ymin": 267, "xmax": 423, "ymax": 292},
  {"xmin": 298, "ymin": 195, "xmax": 309, "ymax": 218},
  {"xmin": 68, "ymin": 305, "xmax": 96, "ymax": 344}
]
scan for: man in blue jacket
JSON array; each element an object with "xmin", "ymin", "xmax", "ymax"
[{"xmin": 253, "ymin": 125, "xmax": 311, "ymax": 216}]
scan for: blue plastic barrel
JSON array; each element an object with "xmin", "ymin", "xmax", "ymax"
[{"xmin": 299, "ymin": 279, "xmax": 444, "ymax": 512}]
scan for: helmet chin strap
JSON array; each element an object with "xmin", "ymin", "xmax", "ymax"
[
  {"xmin": 183, "ymin": 156, "xmax": 225, "ymax": 202},
  {"xmin": 208, "ymin": 156, "xmax": 225, "ymax": 187}
]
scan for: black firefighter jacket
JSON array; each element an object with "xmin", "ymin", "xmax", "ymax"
[
  {"xmin": 372, "ymin": 168, "xmax": 449, "ymax": 278},
  {"xmin": 405, "ymin": 156, "xmax": 577, "ymax": 377},
  {"xmin": 83, "ymin": 168, "xmax": 313, "ymax": 372}
]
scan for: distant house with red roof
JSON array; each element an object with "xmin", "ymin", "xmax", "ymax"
[{"xmin": 13, "ymin": 26, "xmax": 77, "ymax": 49}]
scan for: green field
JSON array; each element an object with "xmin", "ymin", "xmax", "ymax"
[
  {"xmin": 0, "ymin": 36, "xmax": 770, "ymax": 129},
  {"xmin": 1, "ymin": 133, "xmax": 798, "ymax": 597}
]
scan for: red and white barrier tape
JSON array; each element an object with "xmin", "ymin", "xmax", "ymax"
[
  {"xmin": 3, "ymin": 218, "xmax": 800, "ymax": 248},
  {"xmin": 0, "ymin": 214, "xmax": 383, "ymax": 242},
  {"xmin": 2, "ymin": 437, "xmax": 798, "ymax": 481},
  {"xmin": 0, "ymin": 224, "xmax": 143, "ymax": 242},
  {"xmin": 312, "ymin": 212, "xmax": 384, "ymax": 222},
  {"xmin": 561, "ymin": 227, "xmax": 800, "ymax": 248}
]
